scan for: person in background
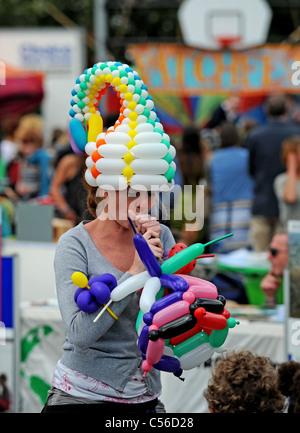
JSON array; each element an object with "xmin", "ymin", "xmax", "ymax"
[
  {"xmin": 277, "ymin": 360, "xmax": 300, "ymax": 413},
  {"xmin": 11, "ymin": 114, "xmax": 52, "ymax": 200},
  {"xmin": 246, "ymin": 95, "xmax": 300, "ymax": 251},
  {"xmin": 176, "ymin": 125, "xmax": 207, "ymax": 246},
  {"xmin": 274, "ymin": 135, "xmax": 300, "ymax": 229},
  {"xmin": 205, "ymin": 95, "xmax": 240, "ymax": 129},
  {"xmin": 49, "ymin": 152, "xmax": 89, "ymax": 224},
  {"xmin": 207, "ymin": 122, "xmax": 253, "ymax": 252},
  {"xmin": 0, "ymin": 116, "xmax": 19, "ymax": 166},
  {"xmin": 260, "ymin": 231, "xmax": 288, "ymax": 307},
  {"xmin": 0, "ymin": 374, "xmax": 11, "ymax": 412},
  {"xmin": 204, "ymin": 350, "xmax": 286, "ymax": 413}
]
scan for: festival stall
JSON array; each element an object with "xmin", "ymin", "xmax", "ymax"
[
  {"xmin": 126, "ymin": 43, "xmax": 300, "ymax": 134},
  {"xmin": 0, "ymin": 62, "xmax": 44, "ymax": 121}
]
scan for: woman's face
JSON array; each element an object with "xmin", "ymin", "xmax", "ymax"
[{"xmin": 97, "ymin": 187, "xmax": 155, "ymax": 228}]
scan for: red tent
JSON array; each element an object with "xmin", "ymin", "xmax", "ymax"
[{"xmin": 0, "ymin": 62, "xmax": 44, "ymax": 120}]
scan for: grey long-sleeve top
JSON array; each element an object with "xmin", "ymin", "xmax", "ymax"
[{"xmin": 54, "ymin": 221, "xmax": 175, "ymax": 394}]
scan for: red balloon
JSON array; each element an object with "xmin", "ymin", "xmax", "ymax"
[
  {"xmin": 195, "ymin": 309, "xmax": 228, "ymax": 330},
  {"xmin": 168, "ymin": 243, "xmax": 197, "ymax": 274}
]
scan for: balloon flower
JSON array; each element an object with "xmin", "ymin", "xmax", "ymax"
[{"xmin": 71, "ymin": 217, "xmax": 239, "ymax": 378}]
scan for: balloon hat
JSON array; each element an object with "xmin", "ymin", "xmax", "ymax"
[{"xmin": 68, "ymin": 61, "xmax": 176, "ymax": 191}]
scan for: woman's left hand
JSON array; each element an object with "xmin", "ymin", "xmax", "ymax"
[{"xmin": 135, "ymin": 215, "xmax": 162, "ymax": 237}]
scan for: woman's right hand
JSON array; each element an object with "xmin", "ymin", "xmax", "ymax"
[{"xmin": 128, "ymin": 229, "xmax": 163, "ymax": 275}]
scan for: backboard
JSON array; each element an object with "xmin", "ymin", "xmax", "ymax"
[{"xmin": 178, "ymin": 0, "xmax": 273, "ymax": 50}]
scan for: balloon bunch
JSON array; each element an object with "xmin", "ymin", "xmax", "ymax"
[
  {"xmin": 68, "ymin": 61, "xmax": 176, "ymax": 190},
  {"xmin": 72, "ymin": 272, "xmax": 118, "ymax": 320},
  {"xmin": 71, "ymin": 218, "xmax": 239, "ymax": 378}
]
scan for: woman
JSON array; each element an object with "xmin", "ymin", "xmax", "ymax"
[
  {"xmin": 274, "ymin": 135, "xmax": 300, "ymax": 229},
  {"xmin": 207, "ymin": 122, "xmax": 253, "ymax": 252},
  {"xmin": 42, "ymin": 182, "xmax": 175, "ymax": 413}
]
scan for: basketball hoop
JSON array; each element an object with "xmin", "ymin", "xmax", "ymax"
[{"xmin": 216, "ymin": 35, "xmax": 242, "ymax": 50}]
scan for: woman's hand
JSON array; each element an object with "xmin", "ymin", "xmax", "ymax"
[
  {"xmin": 128, "ymin": 227, "xmax": 163, "ymax": 275},
  {"xmin": 134, "ymin": 214, "xmax": 162, "ymax": 237}
]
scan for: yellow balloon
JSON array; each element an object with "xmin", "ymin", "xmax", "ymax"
[
  {"xmin": 71, "ymin": 271, "xmax": 89, "ymax": 288},
  {"xmin": 88, "ymin": 113, "xmax": 103, "ymax": 143}
]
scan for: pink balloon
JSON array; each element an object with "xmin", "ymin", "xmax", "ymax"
[
  {"xmin": 142, "ymin": 337, "xmax": 165, "ymax": 374},
  {"xmin": 152, "ymin": 300, "xmax": 190, "ymax": 328},
  {"xmin": 178, "ymin": 275, "xmax": 218, "ymax": 299}
]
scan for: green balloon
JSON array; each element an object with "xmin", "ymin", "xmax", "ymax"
[
  {"xmin": 173, "ymin": 331, "xmax": 208, "ymax": 358},
  {"xmin": 161, "ymin": 138, "xmax": 170, "ymax": 149},
  {"xmin": 77, "ymin": 100, "xmax": 86, "ymax": 109},
  {"xmin": 80, "ymin": 81, "xmax": 88, "ymax": 90},
  {"xmin": 209, "ymin": 327, "xmax": 229, "ymax": 348},
  {"xmin": 227, "ymin": 317, "xmax": 239, "ymax": 328},
  {"xmin": 161, "ymin": 243, "xmax": 204, "ymax": 275},
  {"xmin": 77, "ymin": 90, "xmax": 86, "ymax": 100},
  {"xmin": 163, "ymin": 152, "xmax": 173, "ymax": 164}
]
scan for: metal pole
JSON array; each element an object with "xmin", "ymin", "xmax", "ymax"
[{"xmin": 94, "ymin": 0, "xmax": 107, "ymax": 62}]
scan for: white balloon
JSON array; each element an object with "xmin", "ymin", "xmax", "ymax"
[
  {"xmin": 85, "ymin": 156, "xmax": 94, "ymax": 168},
  {"xmin": 85, "ymin": 141, "xmax": 97, "ymax": 155},
  {"xmin": 168, "ymin": 145, "xmax": 176, "ymax": 158},
  {"xmin": 105, "ymin": 132, "xmax": 131, "ymax": 145},
  {"xmin": 135, "ymin": 132, "xmax": 162, "ymax": 144},
  {"xmin": 135, "ymin": 104, "xmax": 145, "ymax": 115},
  {"xmin": 139, "ymin": 277, "xmax": 161, "ymax": 313},
  {"xmin": 111, "ymin": 271, "xmax": 149, "ymax": 301},
  {"xmin": 170, "ymin": 161, "xmax": 176, "ymax": 171},
  {"xmin": 114, "ymin": 124, "xmax": 130, "ymax": 133},
  {"xmin": 136, "ymin": 115, "xmax": 148, "ymax": 124},
  {"xmin": 179, "ymin": 343, "xmax": 215, "ymax": 370},
  {"xmin": 131, "ymin": 143, "xmax": 168, "ymax": 159},
  {"xmin": 98, "ymin": 144, "xmax": 128, "ymax": 158},
  {"xmin": 135, "ymin": 123, "xmax": 154, "ymax": 133},
  {"xmin": 131, "ymin": 159, "xmax": 169, "ymax": 174},
  {"xmin": 96, "ymin": 132, "xmax": 106, "ymax": 141},
  {"xmin": 96, "ymin": 158, "xmax": 126, "ymax": 174},
  {"xmin": 130, "ymin": 175, "xmax": 168, "ymax": 190},
  {"xmin": 85, "ymin": 169, "xmax": 98, "ymax": 187},
  {"xmin": 96, "ymin": 175, "xmax": 127, "ymax": 190}
]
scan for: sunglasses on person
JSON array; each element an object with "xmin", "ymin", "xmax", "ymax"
[{"xmin": 269, "ymin": 247, "xmax": 287, "ymax": 257}]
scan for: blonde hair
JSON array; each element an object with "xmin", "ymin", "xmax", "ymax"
[{"xmin": 15, "ymin": 113, "xmax": 43, "ymax": 147}]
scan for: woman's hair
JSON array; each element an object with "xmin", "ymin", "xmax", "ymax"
[
  {"xmin": 281, "ymin": 135, "xmax": 300, "ymax": 166},
  {"xmin": 14, "ymin": 113, "xmax": 43, "ymax": 147},
  {"xmin": 204, "ymin": 350, "xmax": 286, "ymax": 413},
  {"xmin": 82, "ymin": 175, "xmax": 102, "ymax": 219},
  {"xmin": 277, "ymin": 360, "xmax": 300, "ymax": 413}
]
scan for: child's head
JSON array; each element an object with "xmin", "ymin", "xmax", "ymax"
[
  {"xmin": 277, "ymin": 360, "xmax": 300, "ymax": 413},
  {"xmin": 204, "ymin": 350, "xmax": 286, "ymax": 413},
  {"xmin": 15, "ymin": 114, "xmax": 43, "ymax": 156}
]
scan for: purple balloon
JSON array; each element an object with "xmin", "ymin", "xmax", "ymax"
[
  {"xmin": 160, "ymin": 274, "xmax": 189, "ymax": 292},
  {"xmin": 133, "ymin": 233, "xmax": 162, "ymax": 277},
  {"xmin": 88, "ymin": 274, "xmax": 117, "ymax": 292},
  {"xmin": 90, "ymin": 281, "xmax": 111, "ymax": 305},
  {"xmin": 150, "ymin": 291, "xmax": 183, "ymax": 315},
  {"xmin": 154, "ymin": 354, "xmax": 182, "ymax": 375},
  {"xmin": 138, "ymin": 325, "xmax": 149, "ymax": 353},
  {"xmin": 76, "ymin": 290, "xmax": 99, "ymax": 313}
]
